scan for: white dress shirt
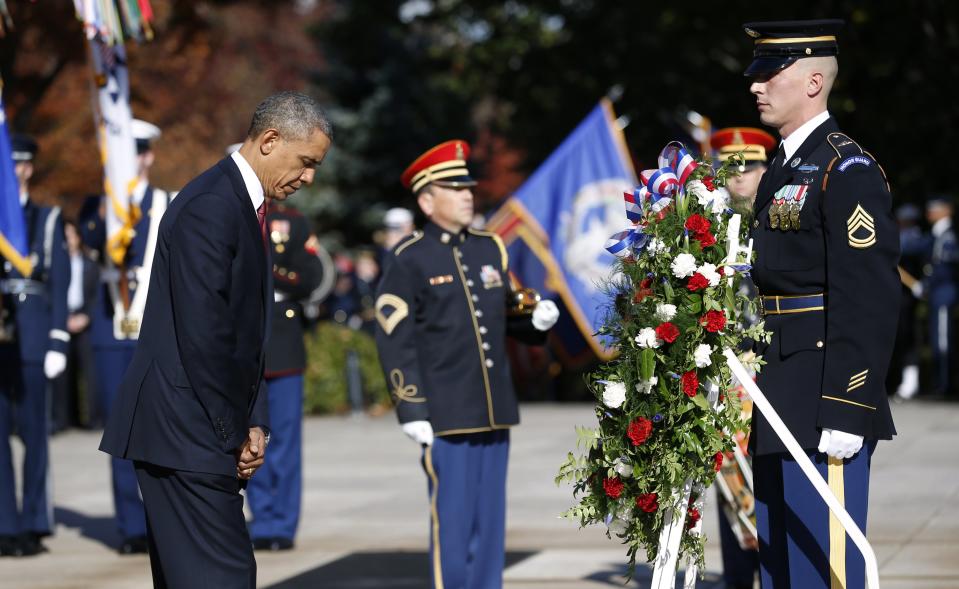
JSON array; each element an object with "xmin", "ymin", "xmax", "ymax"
[
  {"xmin": 780, "ymin": 110, "xmax": 831, "ymax": 166},
  {"xmin": 230, "ymin": 150, "xmax": 265, "ymax": 214}
]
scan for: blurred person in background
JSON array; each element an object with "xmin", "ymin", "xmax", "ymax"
[
  {"xmin": 51, "ymin": 220, "xmax": 100, "ymax": 432},
  {"xmin": 923, "ymin": 196, "xmax": 958, "ymax": 397},
  {"xmin": 381, "ymin": 206, "xmax": 414, "ymax": 253},
  {"xmin": 247, "ymin": 196, "xmax": 324, "ymax": 552},
  {"xmin": 890, "ymin": 204, "xmax": 927, "ymax": 400},
  {"xmin": 353, "ymin": 248, "xmax": 380, "ymax": 334},
  {"xmin": 0, "ymin": 134, "xmax": 69, "ymax": 557},
  {"xmin": 78, "ymin": 118, "xmax": 169, "ymax": 555},
  {"xmin": 711, "ymin": 126, "xmax": 776, "ymax": 215}
]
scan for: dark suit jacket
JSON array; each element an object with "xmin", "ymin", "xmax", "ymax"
[{"xmin": 100, "ymin": 157, "xmax": 271, "ymax": 476}]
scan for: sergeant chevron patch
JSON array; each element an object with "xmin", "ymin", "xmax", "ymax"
[
  {"xmin": 375, "ymin": 293, "xmax": 409, "ymax": 335},
  {"xmin": 846, "ymin": 204, "xmax": 876, "ymax": 249}
]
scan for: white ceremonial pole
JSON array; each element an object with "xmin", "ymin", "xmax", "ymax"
[
  {"xmin": 723, "ymin": 349, "xmax": 881, "ymax": 589},
  {"xmin": 650, "ymin": 478, "xmax": 693, "ymax": 589}
]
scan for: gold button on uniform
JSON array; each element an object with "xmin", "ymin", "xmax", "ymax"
[
  {"xmin": 816, "ymin": 340, "xmax": 824, "ymax": 348},
  {"xmin": 286, "ymin": 309, "xmax": 295, "ymax": 319}
]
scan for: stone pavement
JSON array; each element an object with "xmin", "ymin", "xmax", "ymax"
[{"xmin": 2, "ymin": 400, "xmax": 957, "ymax": 588}]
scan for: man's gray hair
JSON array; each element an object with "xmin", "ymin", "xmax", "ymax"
[{"xmin": 247, "ymin": 91, "xmax": 333, "ymax": 142}]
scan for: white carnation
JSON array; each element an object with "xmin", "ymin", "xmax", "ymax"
[
  {"xmin": 647, "ymin": 238, "xmax": 668, "ymax": 256},
  {"xmin": 634, "ymin": 328, "xmax": 662, "ymax": 349},
  {"xmin": 671, "ymin": 253, "xmax": 698, "ymax": 278},
  {"xmin": 602, "ymin": 381, "xmax": 627, "ymax": 408},
  {"xmin": 687, "ymin": 180, "xmax": 711, "ymax": 206},
  {"xmin": 722, "ymin": 265, "xmax": 735, "ymax": 276},
  {"xmin": 697, "ymin": 262, "xmax": 722, "ymax": 287},
  {"xmin": 694, "ymin": 344, "xmax": 713, "ymax": 368},
  {"xmin": 655, "ymin": 303, "xmax": 677, "ymax": 321},
  {"xmin": 636, "ymin": 376, "xmax": 659, "ymax": 394},
  {"xmin": 710, "ymin": 187, "xmax": 731, "ymax": 214}
]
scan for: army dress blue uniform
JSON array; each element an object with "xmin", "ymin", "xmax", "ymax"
[
  {"xmin": 743, "ymin": 20, "xmax": 899, "ymax": 589},
  {"xmin": 246, "ymin": 204, "xmax": 323, "ymax": 550},
  {"xmin": 0, "ymin": 196, "xmax": 69, "ymax": 549},
  {"xmin": 79, "ymin": 181, "xmax": 171, "ymax": 548}
]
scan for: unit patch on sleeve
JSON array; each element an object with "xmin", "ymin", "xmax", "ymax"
[{"xmin": 846, "ymin": 204, "xmax": 877, "ymax": 249}]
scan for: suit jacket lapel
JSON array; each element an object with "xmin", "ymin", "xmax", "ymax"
[{"xmin": 754, "ymin": 117, "xmax": 840, "ymax": 214}]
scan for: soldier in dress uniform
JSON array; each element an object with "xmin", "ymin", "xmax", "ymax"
[
  {"xmin": 922, "ymin": 196, "xmax": 957, "ymax": 397},
  {"xmin": 743, "ymin": 20, "xmax": 900, "ymax": 588},
  {"xmin": 78, "ymin": 119, "xmax": 170, "ymax": 555},
  {"xmin": 709, "ymin": 126, "xmax": 775, "ymax": 589},
  {"xmin": 375, "ymin": 140, "xmax": 560, "ymax": 589},
  {"xmin": 889, "ymin": 204, "xmax": 927, "ymax": 400},
  {"xmin": 246, "ymin": 198, "xmax": 324, "ymax": 551},
  {"xmin": 0, "ymin": 135, "xmax": 69, "ymax": 556}
]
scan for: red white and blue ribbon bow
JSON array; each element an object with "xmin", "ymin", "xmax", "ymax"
[{"xmin": 605, "ymin": 142, "xmax": 699, "ymax": 256}]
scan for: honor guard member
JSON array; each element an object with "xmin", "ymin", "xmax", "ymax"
[
  {"xmin": 743, "ymin": 20, "xmax": 899, "ymax": 588},
  {"xmin": 922, "ymin": 197, "xmax": 957, "ymax": 397},
  {"xmin": 375, "ymin": 140, "xmax": 560, "ymax": 589},
  {"xmin": 246, "ymin": 198, "xmax": 324, "ymax": 552},
  {"xmin": 0, "ymin": 135, "xmax": 69, "ymax": 556},
  {"xmin": 78, "ymin": 119, "xmax": 170, "ymax": 555}
]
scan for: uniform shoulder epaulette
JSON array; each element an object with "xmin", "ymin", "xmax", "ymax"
[
  {"xmin": 393, "ymin": 230, "xmax": 424, "ymax": 256},
  {"xmin": 823, "ymin": 133, "xmax": 888, "ymax": 191},
  {"xmin": 468, "ymin": 228, "xmax": 508, "ymax": 271}
]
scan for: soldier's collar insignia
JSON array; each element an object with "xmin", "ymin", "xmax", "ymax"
[{"xmin": 440, "ymin": 232, "xmax": 451, "ymax": 244}]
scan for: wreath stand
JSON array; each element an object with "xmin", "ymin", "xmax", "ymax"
[{"xmin": 648, "ymin": 350, "xmax": 881, "ymax": 588}]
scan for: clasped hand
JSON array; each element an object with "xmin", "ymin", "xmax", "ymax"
[{"xmin": 236, "ymin": 427, "xmax": 268, "ymax": 480}]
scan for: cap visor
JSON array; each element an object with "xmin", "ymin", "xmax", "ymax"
[
  {"xmin": 431, "ymin": 175, "xmax": 477, "ymax": 188},
  {"xmin": 744, "ymin": 56, "xmax": 797, "ymax": 76}
]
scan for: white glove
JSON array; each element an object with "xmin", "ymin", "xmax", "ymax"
[
  {"xmin": 402, "ymin": 420, "xmax": 434, "ymax": 446},
  {"xmin": 531, "ymin": 299, "xmax": 560, "ymax": 331},
  {"xmin": 817, "ymin": 428, "xmax": 864, "ymax": 460},
  {"xmin": 44, "ymin": 351, "xmax": 67, "ymax": 380},
  {"xmin": 910, "ymin": 282, "xmax": 924, "ymax": 299}
]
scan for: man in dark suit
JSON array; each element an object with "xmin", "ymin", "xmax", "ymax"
[
  {"xmin": 743, "ymin": 20, "xmax": 899, "ymax": 588},
  {"xmin": 99, "ymin": 92, "xmax": 332, "ymax": 588}
]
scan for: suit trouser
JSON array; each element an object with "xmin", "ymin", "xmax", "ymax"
[
  {"xmin": 929, "ymin": 302, "xmax": 954, "ymax": 395},
  {"xmin": 755, "ymin": 444, "xmax": 873, "ymax": 589},
  {"xmin": 95, "ymin": 345, "xmax": 147, "ymax": 538},
  {"xmin": 135, "ymin": 462, "xmax": 255, "ymax": 589},
  {"xmin": 246, "ymin": 373, "xmax": 303, "ymax": 541},
  {"xmin": 423, "ymin": 429, "xmax": 509, "ymax": 589},
  {"xmin": 0, "ymin": 361, "xmax": 52, "ymax": 536}
]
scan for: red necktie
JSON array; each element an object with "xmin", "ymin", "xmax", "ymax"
[{"xmin": 257, "ymin": 201, "xmax": 267, "ymax": 243}]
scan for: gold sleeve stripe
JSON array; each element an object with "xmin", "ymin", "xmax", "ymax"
[
  {"xmin": 850, "ymin": 369, "xmax": 869, "ymax": 379},
  {"xmin": 821, "ymin": 395, "xmax": 876, "ymax": 411}
]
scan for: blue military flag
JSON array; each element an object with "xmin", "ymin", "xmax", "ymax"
[
  {"xmin": 487, "ymin": 99, "xmax": 635, "ymax": 361},
  {"xmin": 0, "ymin": 88, "xmax": 32, "ymax": 277}
]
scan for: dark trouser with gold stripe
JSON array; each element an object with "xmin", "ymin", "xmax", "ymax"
[
  {"xmin": 755, "ymin": 443, "xmax": 874, "ymax": 589},
  {"xmin": 422, "ymin": 430, "xmax": 509, "ymax": 589}
]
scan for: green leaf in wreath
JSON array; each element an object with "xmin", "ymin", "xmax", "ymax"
[{"xmin": 690, "ymin": 393, "xmax": 711, "ymax": 411}]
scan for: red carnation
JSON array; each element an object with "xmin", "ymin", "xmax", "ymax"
[
  {"xmin": 633, "ymin": 277, "xmax": 654, "ymax": 303},
  {"xmin": 702, "ymin": 176, "xmax": 716, "ymax": 191},
  {"xmin": 655, "ymin": 322, "xmax": 680, "ymax": 343},
  {"xmin": 686, "ymin": 273, "xmax": 709, "ymax": 292},
  {"xmin": 700, "ymin": 310, "xmax": 727, "ymax": 333},
  {"xmin": 627, "ymin": 417, "xmax": 654, "ymax": 446},
  {"xmin": 636, "ymin": 493, "xmax": 659, "ymax": 513},
  {"xmin": 603, "ymin": 477, "xmax": 625, "ymax": 499},
  {"xmin": 687, "ymin": 507, "xmax": 701, "ymax": 529},
  {"xmin": 695, "ymin": 231, "xmax": 716, "ymax": 248},
  {"xmin": 681, "ymin": 370, "xmax": 699, "ymax": 397},
  {"xmin": 713, "ymin": 452, "xmax": 724, "ymax": 472},
  {"xmin": 684, "ymin": 214, "xmax": 711, "ymax": 235}
]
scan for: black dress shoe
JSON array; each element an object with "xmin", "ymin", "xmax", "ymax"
[
  {"xmin": 252, "ymin": 537, "xmax": 294, "ymax": 551},
  {"xmin": 0, "ymin": 535, "xmax": 20, "ymax": 557},
  {"xmin": 16, "ymin": 534, "xmax": 48, "ymax": 557},
  {"xmin": 118, "ymin": 535, "xmax": 149, "ymax": 555}
]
